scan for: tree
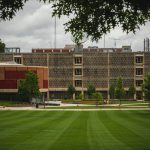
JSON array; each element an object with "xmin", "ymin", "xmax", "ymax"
[
  {"xmin": 92, "ymin": 92, "xmax": 103, "ymax": 106},
  {"xmin": 128, "ymin": 85, "xmax": 136, "ymax": 100},
  {"xmin": 143, "ymin": 72, "xmax": 150, "ymax": 107},
  {"xmin": 0, "ymin": 1, "xmax": 150, "ymax": 42},
  {"xmin": 67, "ymin": 84, "xmax": 76, "ymax": 99},
  {"xmin": 18, "ymin": 71, "xmax": 40, "ymax": 102},
  {"xmin": 78, "ymin": 92, "xmax": 84, "ymax": 100},
  {"xmin": 115, "ymin": 78, "xmax": 125, "ymax": 106},
  {"xmin": 87, "ymin": 84, "xmax": 96, "ymax": 99},
  {"xmin": 109, "ymin": 84, "xmax": 115, "ymax": 99},
  {"xmin": 0, "ymin": 39, "xmax": 5, "ymax": 53}
]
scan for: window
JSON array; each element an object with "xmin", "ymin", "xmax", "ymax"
[
  {"xmin": 136, "ymin": 68, "xmax": 143, "ymax": 76},
  {"xmin": 75, "ymin": 80, "xmax": 82, "ymax": 87},
  {"xmin": 75, "ymin": 68, "xmax": 82, "ymax": 75},
  {"xmin": 136, "ymin": 56, "xmax": 143, "ymax": 63},
  {"xmin": 74, "ymin": 57, "xmax": 82, "ymax": 64},
  {"xmin": 136, "ymin": 80, "xmax": 143, "ymax": 87},
  {"xmin": 14, "ymin": 57, "xmax": 22, "ymax": 64}
]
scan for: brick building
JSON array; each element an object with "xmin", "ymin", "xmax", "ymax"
[
  {"xmin": 0, "ymin": 46, "xmax": 149, "ymax": 100},
  {"xmin": 0, "ymin": 62, "xmax": 48, "ymax": 100}
]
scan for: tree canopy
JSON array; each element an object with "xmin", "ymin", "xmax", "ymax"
[
  {"xmin": 18, "ymin": 71, "xmax": 40, "ymax": 102},
  {"xmin": 0, "ymin": 39, "xmax": 5, "ymax": 53},
  {"xmin": 0, "ymin": 0, "xmax": 150, "ymax": 42},
  {"xmin": 67, "ymin": 84, "xmax": 76, "ymax": 99},
  {"xmin": 87, "ymin": 84, "xmax": 96, "ymax": 99},
  {"xmin": 109, "ymin": 84, "xmax": 115, "ymax": 99},
  {"xmin": 128, "ymin": 85, "xmax": 136, "ymax": 99},
  {"xmin": 115, "ymin": 77, "xmax": 125, "ymax": 100}
]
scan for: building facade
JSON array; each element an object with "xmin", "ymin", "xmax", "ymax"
[
  {"xmin": 0, "ymin": 62, "xmax": 48, "ymax": 100},
  {"xmin": 0, "ymin": 47, "xmax": 149, "ymax": 100}
]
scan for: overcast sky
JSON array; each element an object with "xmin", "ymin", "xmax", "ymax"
[{"xmin": 0, "ymin": 0, "xmax": 150, "ymax": 52}]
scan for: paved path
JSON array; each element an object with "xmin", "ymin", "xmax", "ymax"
[{"xmin": 0, "ymin": 106, "xmax": 150, "ymax": 111}]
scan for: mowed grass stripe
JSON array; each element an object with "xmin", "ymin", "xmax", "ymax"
[
  {"xmin": 87, "ymin": 111, "xmax": 130, "ymax": 150},
  {"xmin": 0, "ymin": 111, "xmax": 33, "ymax": 121},
  {"xmin": 0, "ymin": 111, "xmax": 149, "ymax": 150},
  {"xmin": 0, "ymin": 111, "xmax": 68, "ymax": 149},
  {"xmin": 100, "ymin": 111, "xmax": 150, "ymax": 150},
  {"xmin": 17, "ymin": 111, "xmax": 80, "ymax": 150},
  {"xmin": 0, "ymin": 111, "xmax": 59, "ymax": 135},
  {"xmin": 49, "ymin": 112, "xmax": 90, "ymax": 150},
  {"xmin": 109, "ymin": 110, "xmax": 150, "ymax": 139},
  {"xmin": 0, "ymin": 111, "xmax": 80, "ymax": 150}
]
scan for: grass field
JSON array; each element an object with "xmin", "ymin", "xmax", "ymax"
[{"xmin": 0, "ymin": 110, "xmax": 150, "ymax": 150}]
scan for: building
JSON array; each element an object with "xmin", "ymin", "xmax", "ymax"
[
  {"xmin": 0, "ymin": 46, "xmax": 150, "ymax": 100},
  {"xmin": 0, "ymin": 61, "xmax": 48, "ymax": 100},
  {"xmin": 5, "ymin": 47, "xmax": 21, "ymax": 53}
]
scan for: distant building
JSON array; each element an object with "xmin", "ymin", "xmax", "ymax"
[
  {"xmin": 122, "ymin": 45, "xmax": 132, "ymax": 52},
  {"xmin": 32, "ymin": 46, "xmax": 131, "ymax": 53},
  {"xmin": 0, "ymin": 45, "xmax": 149, "ymax": 100},
  {"xmin": 144, "ymin": 38, "xmax": 150, "ymax": 52},
  {"xmin": 5, "ymin": 47, "xmax": 20, "ymax": 53}
]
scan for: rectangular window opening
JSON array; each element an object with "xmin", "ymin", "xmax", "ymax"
[
  {"xmin": 136, "ymin": 56, "xmax": 143, "ymax": 64},
  {"xmin": 75, "ymin": 80, "xmax": 82, "ymax": 87},
  {"xmin": 75, "ymin": 68, "xmax": 82, "ymax": 75},
  {"xmin": 74, "ymin": 57, "xmax": 82, "ymax": 64},
  {"xmin": 136, "ymin": 68, "xmax": 143, "ymax": 76}
]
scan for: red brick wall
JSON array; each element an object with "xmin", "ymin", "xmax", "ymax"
[{"xmin": 0, "ymin": 66, "xmax": 48, "ymax": 90}]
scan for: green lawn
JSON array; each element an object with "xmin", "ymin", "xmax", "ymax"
[
  {"xmin": 0, "ymin": 110, "xmax": 150, "ymax": 150},
  {"xmin": 0, "ymin": 101, "xmax": 29, "ymax": 107}
]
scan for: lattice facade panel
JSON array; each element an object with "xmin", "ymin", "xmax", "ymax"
[
  {"xmin": 83, "ymin": 79, "xmax": 108, "ymax": 88},
  {"xmin": 49, "ymin": 53, "xmax": 73, "ymax": 88},
  {"xmin": 144, "ymin": 66, "xmax": 150, "ymax": 76},
  {"xmin": 83, "ymin": 52, "xmax": 108, "ymax": 88},
  {"xmin": 110, "ymin": 79, "xmax": 134, "ymax": 88},
  {"xmin": 144, "ymin": 53, "xmax": 150, "ymax": 76},
  {"xmin": 49, "ymin": 68, "xmax": 73, "ymax": 78},
  {"xmin": 109, "ymin": 53, "xmax": 134, "ymax": 66},
  {"xmin": 49, "ymin": 79, "xmax": 73, "ymax": 88},
  {"xmin": 144, "ymin": 53, "xmax": 150, "ymax": 65},
  {"xmin": 110, "ymin": 67, "xmax": 134, "ymax": 78},
  {"xmin": 0, "ymin": 54, "xmax": 13, "ymax": 62},
  {"xmin": 83, "ymin": 68, "xmax": 108, "ymax": 78},
  {"xmin": 83, "ymin": 52, "xmax": 108, "ymax": 66},
  {"xmin": 23, "ymin": 54, "xmax": 47, "ymax": 66},
  {"xmin": 49, "ymin": 53, "xmax": 73, "ymax": 67}
]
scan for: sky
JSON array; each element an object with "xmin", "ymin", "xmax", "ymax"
[{"xmin": 0, "ymin": 0, "xmax": 150, "ymax": 52}]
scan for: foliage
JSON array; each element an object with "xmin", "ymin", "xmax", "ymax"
[
  {"xmin": 109, "ymin": 84, "xmax": 115, "ymax": 99},
  {"xmin": 78, "ymin": 92, "xmax": 84, "ymax": 100},
  {"xmin": 1, "ymin": 1, "xmax": 150, "ymax": 43},
  {"xmin": 92, "ymin": 92, "xmax": 103, "ymax": 105},
  {"xmin": 67, "ymin": 84, "xmax": 76, "ymax": 99},
  {"xmin": 141, "ymin": 83, "xmax": 145, "ymax": 100},
  {"xmin": 128, "ymin": 85, "xmax": 136, "ymax": 99},
  {"xmin": 87, "ymin": 84, "xmax": 96, "ymax": 99},
  {"xmin": 92, "ymin": 92, "xmax": 103, "ymax": 100},
  {"xmin": 18, "ymin": 80, "xmax": 29, "ymax": 101},
  {"xmin": 115, "ymin": 78, "xmax": 125, "ymax": 102},
  {"xmin": 0, "ymin": 39, "xmax": 5, "ymax": 53},
  {"xmin": 18, "ymin": 71, "xmax": 40, "ymax": 102}
]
